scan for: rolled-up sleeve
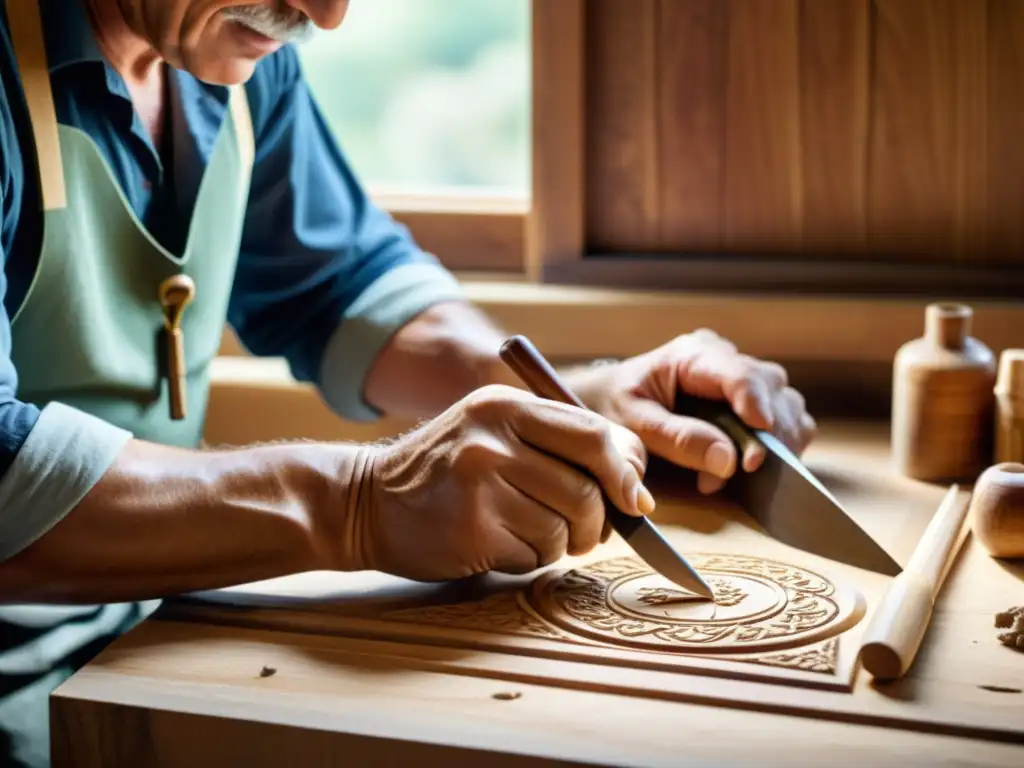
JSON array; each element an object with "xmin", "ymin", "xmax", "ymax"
[
  {"xmin": 227, "ymin": 46, "xmax": 466, "ymax": 422},
  {"xmin": 0, "ymin": 259, "xmax": 132, "ymax": 562},
  {"xmin": 0, "ymin": 402, "xmax": 132, "ymax": 562}
]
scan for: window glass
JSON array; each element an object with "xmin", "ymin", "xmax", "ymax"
[{"xmin": 298, "ymin": 0, "xmax": 531, "ymax": 195}]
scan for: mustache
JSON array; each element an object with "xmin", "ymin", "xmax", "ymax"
[{"xmin": 222, "ymin": 4, "xmax": 315, "ymax": 44}]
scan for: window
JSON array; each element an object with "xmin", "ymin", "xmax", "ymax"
[
  {"xmin": 299, "ymin": 0, "xmax": 530, "ymax": 196},
  {"xmin": 298, "ymin": 0, "xmax": 530, "ymax": 272},
  {"xmin": 295, "ymin": 0, "xmax": 1023, "ymax": 297}
]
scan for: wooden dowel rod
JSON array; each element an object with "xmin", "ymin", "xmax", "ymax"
[{"xmin": 859, "ymin": 485, "xmax": 970, "ymax": 682}]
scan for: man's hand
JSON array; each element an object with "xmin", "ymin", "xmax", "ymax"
[
  {"xmin": 566, "ymin": 330, "xmax": 817, "ymax": 495},
  {"xmin": 350, "ymin": 385, "xmax": 652, "ymax": 582}
]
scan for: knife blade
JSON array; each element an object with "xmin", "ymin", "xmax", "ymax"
[
  {"xmin": 676, "ymin": 394, "xmax": 903, "ymax": 577},
  {"xmin": 499, "ymin": 336, "xmax": 715, "ymax": 599},
  {"xmin": 603, "ymin": 506, "xmax": 716, "ymax": 598}
]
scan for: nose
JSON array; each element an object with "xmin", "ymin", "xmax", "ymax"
[{"xmin": 284, "ymin": 0, "xmax": 350, "ymax": 30}]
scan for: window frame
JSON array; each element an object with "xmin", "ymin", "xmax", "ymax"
[
  {"xmin": 367, "ymin": 0, "xmax": 1024, "ymax": 301},
  {"xmin": 290, "ymin": 0, "xmax": 1023, "ymax": 416}
]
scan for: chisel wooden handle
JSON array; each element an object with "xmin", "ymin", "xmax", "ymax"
[
  {"xmin": 159, "ymin": 275, "xmax": 195, "ymax": 421},
  {"xmin": 859, "ymin": 485, "xmax": 970, "ymax": 681},
  {"xmin": 498, "ymin": 335, "xmax": 637, "ymax": 540}
]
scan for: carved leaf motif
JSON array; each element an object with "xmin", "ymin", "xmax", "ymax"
[
  {"xmin": 384, "ymin": 590, "xmax": 563, "ymax": 640},
  {"xmin": 636, "ymin": 579, "xmax": 748, "ymax": 608},
  {"xmin": 636, "ymin": 587, "xmax": 695, "ymax": 606},
  {"xmin": 707, "ymin": 579, "xmax": 747, "ymax": 608},
  {"xmin": 756, "ymin": 639, "xmax": 838, "ymax": 674},
  {"xmin": 552, "ymin": 554, "xmax": 841, "ymax": 647},
  {"xmin": 379, "ymin": 553, "xmax": 853, "ymax": 679}
]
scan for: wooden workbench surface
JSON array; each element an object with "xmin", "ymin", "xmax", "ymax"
[{"xmin": 51, "ymin": 421, "xmax": 1024, "ymax": 767}]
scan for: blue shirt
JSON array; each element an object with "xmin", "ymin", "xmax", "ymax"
[{"xmin": 0, "ymin": 0, "xmax": 464, "ymax": 560}]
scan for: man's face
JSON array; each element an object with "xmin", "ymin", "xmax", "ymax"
[{"xmin": 136, "ymin": 0, "xmax": 350, "ymax": 84}]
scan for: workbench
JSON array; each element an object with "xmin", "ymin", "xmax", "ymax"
[{"xmin": 49, "ymin": 420, "xmax": 1024, "ymax": 767}]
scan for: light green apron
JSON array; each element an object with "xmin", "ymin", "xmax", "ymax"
[{"xmin": 1, "ymin": 3, "xmax": 254, "ymax": 765}]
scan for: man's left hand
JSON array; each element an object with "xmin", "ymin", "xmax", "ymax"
[{"xmin": 566, "ymin": 329, "xmax": 817, "ymax": 495}]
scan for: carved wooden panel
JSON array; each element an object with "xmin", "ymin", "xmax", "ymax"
[
  {"xmin": 526, "ymin": 554, "xmax": 864, "ymax": 656},
  {"xmin": 582, "ymin": 0, "xmax": 1024, "ymax": 266},
  {"xmin": 123, "ymin": 433, "xmax": 1024, "ymax": 750},
  {"xmin": 376, "ymin": 551, "xmax": 868, "ymax": 689}
]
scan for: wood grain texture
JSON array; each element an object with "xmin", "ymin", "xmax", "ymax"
[
  {"xmin": 527, "ymin": 554, "xmax": 865, "ymax": 660},
  {"xmin": 799, "ymin": 0, "xmax": 870, "ymax": 254},
  {"xmin": 891, "ymin": 303, "xmax": 997, "ymax": 482},
  {"xmin": 385, "ymin": 203, "xmax": 526, "ymax": 272},
  {"xmin": 995, "ymin": 350, "xmax": 1024, "ymax": 465},
  {"xmin": 952, "ymin": 0, "xmax": 989, "ymax": 262},
  {"xmin": 656, "ymin": 0, "xmax": 726, "ymax": 251},
  {"xmin": 559, "ymin": 0, "xmax": 1023, "ymax": 278},
  {"xmin": 585, "ymin": 0, "xmax": 660, "ymax": 251},
  {"xmin": 969, "ymin": 463, "xmax": 1024, "ymax": 559},
  {"xmin": 51, "ymin": 641, "xmax": 1024, "ymax": 768},
  {"xmin": 526, "ymin": 0, "xmax": 585, "ymax": 278},
  {"xmin": 161, "ymin": 527, "xmax": 885, "ymax": 693},
  {"xmin": 53, "ymin": 423, "xmax": 1024, "ymax": 766},
  {"xmin": 868, "ymin": 0, "xmax": 958, "ymax": 259},
  {"xmin": 986, "ymin": 0, "xmax": 1024, "ymax": 264},
  {"xmin": 860, "ymin": 486, "xmax": 971, "ymax": 681},
  {"xmin": 723, "ymin": 0, "xmax": 804, "ymax": 254}
]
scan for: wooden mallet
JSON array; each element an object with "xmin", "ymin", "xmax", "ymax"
[{"xmin": 859, "ymin": 484, "xmax": 971, "ymax": 682}]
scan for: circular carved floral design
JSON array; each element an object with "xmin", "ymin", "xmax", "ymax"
[{"xmin": 526, "ymin": 553, "xmax": 865, "ymax": 654}]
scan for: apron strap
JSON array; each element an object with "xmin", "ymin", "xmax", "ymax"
[
  {"xmin": 8, "ymin": 2, "xmax": 254, "ymax": 208},
  {"xmin": 7, "ymin": 0, "xmax": 67, "ymax": 210},
  {"xmin": 228, "ymin": 84, "xmax": 255, "ymax": 172}
]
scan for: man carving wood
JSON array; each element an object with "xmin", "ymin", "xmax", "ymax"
[{"xmin": 0, "ymin": 2, "xmax": 816, "ymax": 765}]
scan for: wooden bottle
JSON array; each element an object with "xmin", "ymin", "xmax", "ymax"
[
  {"xmin": 995, "ymin": 349, "xmax": 1024, "ymax": 464},
  {"xmin": 969, "ymin": 463, "xmax": 1024, "ymax": 559},
  {"xmin": 892, "ymin": 303, "xmax": 996, "ymax": 482}
]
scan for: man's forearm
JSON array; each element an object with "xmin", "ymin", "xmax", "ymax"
[
  {"xmin": 363, "ymin": 300, "xmax": 523, "ymax": 418},
  {"xmin": 0, "ymin": 438, "xmax": 370, "ymax": 604},
  {"xmin": 362, "ymin": 300, "xmax": 613, "ymax": 419}
]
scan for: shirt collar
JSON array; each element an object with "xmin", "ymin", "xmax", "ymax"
[{"xmin": 40, "ymin": 0, "xmax": 105, "ymax": 72}]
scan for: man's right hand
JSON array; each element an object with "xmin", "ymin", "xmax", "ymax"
[{"xmin": 349, "ymin": 385, "xmax": 653, "ymax": 582}]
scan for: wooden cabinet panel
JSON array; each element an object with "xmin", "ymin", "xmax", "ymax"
[
  {"xmin": 585, "ymin": 0, "xmax": 660, "ymax": 251},
  {"xmin": 576, "ymin": 0, "xmax": 1023, "ymax": 267},
  {"xmin": 799, "ymin": 0, "xmax": 870, "ymax": 255},
  {"xmin": 868, "ymin": 0, "xmax": 959, "ymax": 260},
  {"xmin": 656, "ymin": 0, "xmax": 727, "ymax": 252},
  {"xmin": 723, "ymin": 0, "xmax": 803, "ymax": 253},
  {"xmin": 986, "ymin": 0, "xmax": 1024, "ymax": 263}
]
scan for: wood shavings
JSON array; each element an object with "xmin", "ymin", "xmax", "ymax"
[
  {"xmin": 995, "ymin": 607, "xmax": 1022, "ymax": 628},
  {"xmin": 995, "ymin": 607, "xmax": 1024, "ymax": 651}
]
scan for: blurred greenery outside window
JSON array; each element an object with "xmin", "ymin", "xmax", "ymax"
[{"xmin": 298, "ymin": 0, "xmax": 531, "ymax": 198}]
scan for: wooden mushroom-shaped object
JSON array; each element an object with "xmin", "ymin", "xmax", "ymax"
[{"xmin": 969, "ymin": 463, "xmax": 1024, "ymax": 559}]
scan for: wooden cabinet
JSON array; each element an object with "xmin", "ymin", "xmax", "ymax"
[{"xmin": 530, "ymin": 0, "xmax": 1024, "ymax": 296}]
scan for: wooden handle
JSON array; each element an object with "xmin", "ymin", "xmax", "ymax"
[
  {"xmin": 499, "ymin": 335, "xmax": 586, "ymax": 409},
  {"xmin": 859, "ymin": 485, "xmax": 970, "ymax": 681},
  {"xmin": 159, "ymin": 275, "xmax": 195, "ymax": 421},
  {"xmin": 167, "ymin": 328, "xmax": 187, "ymax": 420},
  {"xmin": 499, "ymin": 335, "xmax": 631, "ymax": 543}
]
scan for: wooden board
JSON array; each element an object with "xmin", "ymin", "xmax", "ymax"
[
  {"xmin": 150, "ymin": 423, "xmax": 1024, "ymax": 744},
  {"xmin": 53, "ymin": 421, "xmax": 1024, "ymax": 766},
  {"xmin": 50, "ymin": 626, "xmax": 1024, "ymax": 767},
  {"xmin": 161, "ymin": 471, "xmax": 890, "ymax": 691}
]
